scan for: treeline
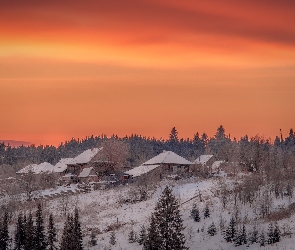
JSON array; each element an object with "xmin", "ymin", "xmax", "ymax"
[
  {"xmin": 0, "ymin": 204, "xmax": 83, "ymax": 250},
  {"xmin": 1, "ymin": 126, "xmax": 295, "ymax": 169}
]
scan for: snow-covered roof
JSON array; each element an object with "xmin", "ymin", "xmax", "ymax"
[
  {"xmin": 16, "ymin": 162, "xmax": 54, "ymax": 174},
  {"xmin": 53, "ymin": 158, "xmax": 73, "ymax": 173},
  {"xmin": 78, "ymin": 167, "xmax": 96, "ymax": 178},
  {"xmin": 194, "ymin": 155, "xmax": 214, "ymax": 165},
  {"xmin": 143, "ymin": 151, "xmax": 193, "ymax": 165},
  {"xmin": 125, "ymin": 164, "xmax": 160, "ymax": 177},
  {"xmin": 212, "ymin": 160, "xmax": 225, "ymax": 170},
  {"xmin": 69, "ymin": 147, "xmax": 102, "ymax": 165},
  {"xmin": 37, "ymin": 162, "xmax": 54, "ymax": 173},
  {"xmin": 16, "ymin": 164, "xmax": 38, "ymax": 174}
]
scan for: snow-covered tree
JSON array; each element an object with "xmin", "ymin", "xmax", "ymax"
[
  {"xmin": 193, "ymin": 208, "xmax": 200, "ymax": 222},
  {"xmin": 128, "ymin": 229, "xmax": 137, "ymax": 243},
  {"xmin": 47, "ymin": 213, "xmax": 57, "ymax": 250},
  {"xmin": 89, "ymin": 230, "xmax": 97, "ymax": 247},
  {"xmin": 14, "ymin": 213, "xmax": 25, "ymax": 250},
  {"xmin": 248, "ymin": 225, "xmax": 258, "ymax": 244},
  {"xmin": 273, "ymin": 223, "xmax": 280, "ymax": 243},
  {"xmin": 73, "ymin": 208, "xmax": 83, "ymax": 250},
  {"xmin": 35, "ymin": 204, "xmax": 46, "ymax": 250},
  {"xmin": 24, "ymin": 212, "xmax": 35, "ymax": 250},
  {"xmin": 109, "ymin": 231, "xmax": 116, "ymax": 246},
  {"xmin": 0, "ymin": 211, "xmax": 9, "ymax": 250},
  {"xmin": 234, "ymin": 224, "xmax": 247, "ymax": 246},
  {"xmin": 207, "ymin": 222, "xmax": 217, "ymax": 236},
  {"xmin": 267, "ymin": 223, "xmax": 274, "ymax": 245},
  {"xmin": 224, "ymin": 217, "xmax": 236, "ymax": 242},
  {"xmin": 138, "ymin": 225, "xmax": 147, "ymax": 245},
  {"xmin": 259, "ymin": 230, "xmax": 265, "ymax": 246},
  {"xmin": 144, "ymin": 186, "xmax": 188, "ymax": 250},
  {"xmin": 204, "ymin": 205, "xmax": 210, "ymax": 219}
]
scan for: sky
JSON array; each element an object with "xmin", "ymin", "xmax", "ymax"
[{"xmin": 1, "ymin": 0, "xmax": 295, "ymax": 146}]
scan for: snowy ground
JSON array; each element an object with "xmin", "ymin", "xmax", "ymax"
[{"xmin": 5, "ymin": 175, "xmax": 295, "ymax": 249}]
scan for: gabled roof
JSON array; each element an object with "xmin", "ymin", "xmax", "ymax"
[
  {"xmin": 125, "ymin": 164, "xmax": 160, "ymax": 177},
  {"xmin": 69, "ymin": 147, "xmax": 102, "ymax": 165},
  {"xmin": 16, "ymin": 164, "xmax": 38, "ymax": 174},
  {"xmin": 143, "ymin": 151, "xmax": 193, "ymax": 165},
  {"xmin": 37, "ymin": 162, "xmax": 54, "ymax": 173},
  {"xmin": 53, "ymin": 158, "xmax": 73, "ymax": 173},
  {"xmin": 16, "ymin": 162, "xmax": 54, "ymax": 174},
  {"xmin": 78, "ymin": 167, "xmax": 96, "ymax": 178},
  {"xmin": 194, "ymin": 155, "xmax": 214, "ymax": 165}
]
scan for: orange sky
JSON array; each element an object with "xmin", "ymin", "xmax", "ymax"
[{"xmin": 1, "ymin": 0, "xmax": 295, "ymax": 146}]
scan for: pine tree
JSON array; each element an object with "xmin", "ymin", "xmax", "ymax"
[
  {"xmin": 207, "ymin": 222, "xmax": 217, "ymax": 236},
  {"xmin": 193, "ymin": 208, "xmax": 200, "ymax": 222},
  {"xmin": 47, "ymin": 213, "xmax": 57, "ymax": 250},
  {"xmin": 24, "ymin": 212, "xmax": 35, "ymax": 250},
  {"xmin": 60, "ymin": 215, "xmax": 70, "ymax": 250},
  {"xmin": 138, "ymin": 225, "xmax": 146, "ymax": 245},
  {"xmin": 14, "ymin": 213, "xmax": 25, "ymax": 250},
  {"xmin": 60, "ymin": 214, "xmax": 74, "ymax": 250},
  {"xmin": 248, "ymin": 225, "xmax": 258, "ymax": 244},
  {"xmin": 0, "ymin": 211, "xmax": 10, "ymax": 250},
  {"xmin": 259, "ymin": 231, "xmax": 265, "ymax": 246},
  {"xmin": 204, "ymin": 205, "xmax": 210, "ymax": 219},
  {"xmin": 224, "ymin": 217, "xmax": 236, "ymax": 242},
  {"xmin": 234, "ymin": 224, "xmax": 247, "ymax": 246},
  {"xmin": 109, "ymin": 231, "xmax": 116, "ymax": 246},
  {"xmin": 267, "ymin": 223, "xmax": 274, "ymax": 245},
  {"xmin": 190, "ymin": 204, "xmax": 197, "ymax": 218},
  {"xmin": 35, "ymin": 204, "xmax": 46, "ymax": 250},
  {"xmin": 73, "ymin": 208, "xmax": 83, "ymax": 250},
  {"xmin": 144, "ymin": 186, "xmax": 188, "ymax": 250},
  {"xmin": 128, "ymin": 229, "xmax": 136, "ymax": 243},
  {"xmin": 89, "ymin": 230, "xmax": 97, "ymax": 247},
  {"xmin": 273, "ymin": 223, "xmax": 280, "ymax": 243}
]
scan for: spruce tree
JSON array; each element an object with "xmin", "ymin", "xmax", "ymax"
[
  {"xmin": 24, "ymin": 212, "xmax": 35, "ymax": 250},
  {"xmin": 109, "ymin": 231, "xmax": 116, "ymax": 246},
  {"xmin": 60, "ymin": 215, "xmax": 70, "ymax": 250},
  {"xmin": 249, "ymin": 225, "xmax": 258, "ymax": 244},
  {"xmin": 193, "ymin": 208, "xmax": 200, "ymax": 222},
  {"xmin": 224, "ymin": 217, "xmax": 236, "ymax": 242},
  {"xmin": 234, "ymin": 224, "xmax": 247, "ymax": 246},
  {"xmin": 128, "ymin": 229, "xmax": 136, "ymax": 243},
  {"xmin": 73, "ymin": 208, "xmax": 83, "ymax": 250},
  {"xmin": 89, "ymin": 230, "xmax": 97, "ymax": 247},
  {"xmin": 144, "ymin": 186, "xmax": 188, "ymax": 250},
  {"xmin": 138, "ymin": 225, "xmax": 147, "ymax": 245},
  {"xmin": 47, "ymin": 213, "xmax": 57, "ymax": 250},
  {"xmin": 14, "ymin": 213, "xmax": 25, "ymax": 250},
  {"xmin": 267, "ymin": 223, "xmax": 274, "ymax": 245},
  {"xmin": 273, "ymin": 223, "xmax": 280, "ymax": 243},
  {"xmin": 207, "ymin": 222, "xmax": 217, "ymax": 236},
  {"xmin": 190, "ymin": 204, "xmax": 197, "ymax": 218},
  {"xmin": 0, "ymin": 211, "xmax": 9, "ymax": 250},
  {"xmin": 35, "ymin": 204, "xmax": 46, "ymax": 250},
  {"xmin": 204, "ymin": 205, "xmax": 210, "ymax": 219},
  {"xmin": 60, "ymin": 214, "xmax": 75, "ymax": 250},
  {"xmin": 259, "ymin": 231, "xmax": 265, "ymax": 246}
]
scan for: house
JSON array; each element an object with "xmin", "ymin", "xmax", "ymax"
[
  {"xmin": 53, "ymin": 158, "xmax": 73, "ymax": 174},
  {"xmin": 16, "ymin": 162, "xmax": 54, "ymax": 174},
  {"xmin": 125, "ymin": 150, "xmax": 193, "ymax": 178},
  {"xmin": 193, "ymin": 155, "xmax": 216, "ymax": 166},
  {"xmin": 66, "ymin": 147, "xmax": 103, "ymax": 176},
  {"xmin": 211, "ymin": 160, "xmax": 225, "ymax": 174},
  {"xmin": 78, "ymin": 167, "xmax": 99, "ymax": 183}
]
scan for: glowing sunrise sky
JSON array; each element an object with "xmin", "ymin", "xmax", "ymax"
[{"xmin": 1, "ymin": 0, "xmax": 295, "ymax": 146}]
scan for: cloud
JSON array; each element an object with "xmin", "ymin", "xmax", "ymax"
[{"xmin": 1, "ymin": 0, "xmax": 295, "ymax": 46}]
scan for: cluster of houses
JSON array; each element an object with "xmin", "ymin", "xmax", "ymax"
[{"xmin": 16, "ymin": 147, "xmax": 225, "ymax": 185}]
